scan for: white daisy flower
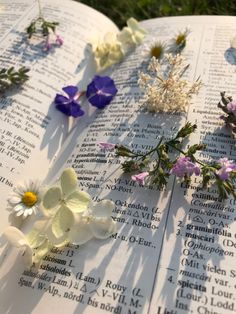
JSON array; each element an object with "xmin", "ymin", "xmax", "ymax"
[
  {"xmin": 8, "ymin": 180, "xmax": 41, "ymax": 218},
  {"xmin": 142, "ymin": 40, "xmax": 166, "ymax": 59}
]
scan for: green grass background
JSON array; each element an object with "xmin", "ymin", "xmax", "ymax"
[{"xmin": 79, "ymin": 0, "xmax": 236, "ymax": 27}]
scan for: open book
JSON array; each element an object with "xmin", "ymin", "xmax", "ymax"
[{"xmin": 1, "ymin": 0, "xmax": 236, "ymax": 313}]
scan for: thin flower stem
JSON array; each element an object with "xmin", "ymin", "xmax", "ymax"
[{"xmin": 37, "ymin": 0, "xmax": 43, "ymax": 18}]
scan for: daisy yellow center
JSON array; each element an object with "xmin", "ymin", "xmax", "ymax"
[
  {"xmin": 176, "ymin": 34, "xmax": 186, "ymax": 46},
  {"xmin": 22, "ymin": 191, "xmax": 38, "ymax": 207},
  {"xmin": 150, "ymin": 45, "xmax": 163, "ymax": 59}
]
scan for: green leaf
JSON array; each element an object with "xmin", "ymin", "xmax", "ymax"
[{"xmin": 52, "ymin": 205, "xmax": 74, "ymax": 238}]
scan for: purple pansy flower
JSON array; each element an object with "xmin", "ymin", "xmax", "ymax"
[
  {"xmin": 227, "ymin": 101, "xmax": 236, "ymax": 116},
  {"xmin": 86, "ymin": 75, "xmax": 117, "ymax": 109},
  {"xmin": 54, "ymin": 86, "xmax": 85, "ymax": 118},
  {"xmin": 98, "ymin": 142, "xmax": 116, "ymax": 151},
  {"xmin": 170, "ymin": 156, "xmax": 200, "ymax": 178},
  {"xmin": 131, "ymin": 172, "xmax": 149, "ymax": 186},
  {"xmin": 217, "ymin": 157, "xmax": 236, "ymax": 180}
]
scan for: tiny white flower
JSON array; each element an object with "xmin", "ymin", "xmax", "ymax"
[{"xmin": 8, "ymin": 180, "xmax": 41, "ymax": 218}]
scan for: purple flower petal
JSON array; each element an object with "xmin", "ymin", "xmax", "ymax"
[
  {"xmin": 86, "ymin": 75, "xmax": 117, "ymax": 109},
  {"xmin": 89, "ymin": 94, "xmax": 113, "ymax": 109},
  {"xmin": 70, "ymin": 101, "xmax": 85, "ymax": 118},
  {"xmin": 55, "ymin": 94, "xmax": 70, "ymax": 105},
  {"xmin": 62, "ymin": 86, "xmax": 78, "ymax": 99}
]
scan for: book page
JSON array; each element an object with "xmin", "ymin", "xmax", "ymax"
[
  {"xmin": 1, "ymin": 14, "xmax": 236, "ymax": 314},
  {"xmin": 0, "ymin": 0, "xmax": 119, "ymax": 237}
]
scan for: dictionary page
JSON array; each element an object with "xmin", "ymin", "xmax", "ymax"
[
  {"xmin": 1, "ymin": 15, "xmax": 236, "ymax": 314},
  {"xmin": 0, "ymin": 0, "xmax": 119, "ymax": 238}
]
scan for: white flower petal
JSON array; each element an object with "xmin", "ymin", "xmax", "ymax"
[
  {"xmin": 26, "ymin": 228, "xmax": 47, "ymax": 248},
  {"xmin": 66, "ymin": 190, "xmax": 91, "ymax": 213},
  {"xmin": 9, "ymin": 196, "xmax": 21, "ymax": 204},
  {"xmin": 16, "ymin": 209, "xmax": 24, "ymax": 217},
  {"xmin": 90, "ymin": 217, "xmax": 116, "ymax": 239},
  {"xmin": 91, "ymin": 200, "xmax": 114, "ymax": 218},
  {"xmin": 3, "ymin": 226, "xmax": 29, "ymax": 247},
  {"xmin": 68, "ymin": 220, "xmax": 93, "ymax": 245},
  {"xmin": 46, "ymin": 225, "xmax": 69, "ymax": 247},
  {"xmin": 60, "ymin": 168, "xmax": 78, "ymax": 197},
  {"xmin": 43, "ymin": 186, "xmax": 62, "ymax": 210},
  {"xmin": 13, "ymin": 204, "xmax": 24, "ymax": 212},
  {"xmin": 52, "ymin": 205, "xmax": 74, "ymax": 238}
]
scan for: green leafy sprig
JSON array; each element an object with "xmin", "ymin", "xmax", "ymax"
[
  {"xmin": 0, "ymin": 66, "xmax": 30, "ymax": 93},
  {"xmin": 26, "ymin": 18, "xmax": 59, "ymax": 39},
  {"xmin": 115, "ymin": 122, "xmax": 236, "ymax": 200}
]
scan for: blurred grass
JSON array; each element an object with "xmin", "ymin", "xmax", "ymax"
[{"xmin": 78, "ymin": 0, "xmax": 236, "ymax": 27}]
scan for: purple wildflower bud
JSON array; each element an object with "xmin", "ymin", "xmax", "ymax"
[
  {"xmin": 55, "ymin": 34, "xmax": 63, "ymax": 46},
  {"xmin": 170, "ymin": 156, "xmax": 200, "ymax": 178},
  {"xmin": 98, "ymin": 142, "xmax": 116, "ymax": 151},
  {"xmin": 131, "ymin": 172, "xmax": 149, "ymax": 186},
  {"xmin": 54, "ymin": 85, "xmax": 85, "ymax": 118},
  {"xmin": 86, "ymin": 75, "xmax": 117, "ymax": 109},
  {"xmin": 227, "ymin": 101, "xmax": 236, "ymax": 116},
  {"xmin": 217, "ymin": 157, "xmax": 236, "ymax": 180}
]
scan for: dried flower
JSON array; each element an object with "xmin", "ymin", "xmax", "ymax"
[
  {"xmin": 98, "ymin": 142, "xmax": 116, "ymax": 151},
  {"xmin": 91, "ymin": 33, "xmax": 124, "ymax": 72},
  {"xmin": 68, "ymin": 200, "xmax": 116, "ymax": 245},
  {"xmin": 8, "ymin": 180, "xmax": 41, "ymax": 218},
  {"xmin": 131, "ymin": 172, "xmax": 149, "ymax": 186},
  {"xmin": 170, "ymin": 156, "xmax": 201, "ymax": 178},
  {"xmin": 118, "ymin": 18, "xmax": 147, "ymax": 53},
  {"xmin": 54, "ymin": 86, "xmax": 85, "ymax": 118},
  {"xmin": 138, "ymin": 54, "xmax": 202, "ymax": 112},
  {"xmin": 91, "ymin": 18, "xmax": 146, "ymax": 72},
  {"xmin": 111, "ymin": 122, "xmax": 236, "ymax": 200},
  {"xmin": 86, "ymin": 75, "xmax": 117, "ymax": 109}
]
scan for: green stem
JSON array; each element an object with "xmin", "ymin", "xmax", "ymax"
[{"xmin": 37, "ymin": 0, "xmax": 43, "ymax": 18}]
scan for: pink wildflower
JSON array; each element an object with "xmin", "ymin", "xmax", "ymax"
[
  {"xmin": 170, "ymin": 156, "xmax": 200, "ymax": 178},
  {"xmin": 131, "ymin": 172, "xmax": 149, "ymax": 186},
  {"xmin": 217, "ymin": 157, "xmax": 236, "ymax": 180}
]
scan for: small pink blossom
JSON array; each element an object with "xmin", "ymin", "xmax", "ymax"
[
  {"xmin": 227, "ymin": 101, "xmax": 236, "ymax": 116},
  {"xmin": 170, "ymin": 156, "xmax": 200, "ymax": 178},
  {"xmin": 217, "ymin": 157, "xmax": 236, "ymax": 180},
  {"xmin": 55, "ymin": 34, "xmax": 64, "ymax": 46},
  {"xmin": 131, "ymin": 172, "xmax": 149, "ymax": 186},
  {"xmin": 98, "ymin": 142, "xmax": 115, "ymax": 151}
]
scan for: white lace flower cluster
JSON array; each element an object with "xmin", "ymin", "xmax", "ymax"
[
  {"xmin": 3, "ymin": 168, "xmax": 116, "ymax": 266},
  {"xmin": 138, "ymin": 53, "xmax": 202, "ymax": 112},
  {"xmin": 91, "ymin": 18, "xmax": 147, "ymax": 72}
]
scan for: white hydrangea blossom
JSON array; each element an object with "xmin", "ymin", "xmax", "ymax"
[
  {"xmin": 138, "ymin": 54, "xmax": 202, "ymax": 112},
  {"xmin": 3, "ymin": 168, "xmax": 116, "ymax": 266}
]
